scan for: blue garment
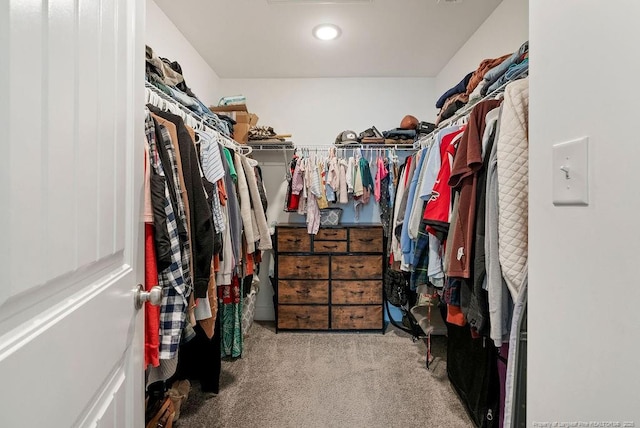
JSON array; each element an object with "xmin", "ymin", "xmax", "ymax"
[
  {"xmin": 487, "ymin": 59, "xmax": 529, "ymax": 94},
  {"xmin": 167, "ymin": 86, "xmax": 232, "ymax": 136},
  {"xmin": 436, "ymin": 72, "xmax": 474, "ymax": 108},
  {"xmin": 388, "ymin": 159, "xmax": 396, "ymax": 209},
  {"xmin": 418, "ymin": 126, "xmax": 462, "ymax": 202},
  {"xmin": 481, "ymin": 41, "xmax": 529, "ymax": 96},
  {"xmin": 400, "ymin": 149, "xmax": 428, "ymax": 266},
  {"xmin": 167, "ymin": 86, "xmax": 199, "ymax": 109}
]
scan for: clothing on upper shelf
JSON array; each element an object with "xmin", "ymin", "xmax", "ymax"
[
  {"xmin": 434, "ymin": 45, "xmax": 526, "ymax": 126},
  {"xmin": 436, "ymin": 71, "xmax": 474, "ymax": 109},
  {"xmin": 465, "ymin": 54, "xmax": 511, "ymax": 97},
  {"xmin": 480, "ymin": 41, "xmax": 529, "ymax": 96},
  {"xmin": 486, "ymin": 58, "xmax": 529, "ymax": 95},
  {"xmin": 146, "ymin": 46, "xmax": 231, "ymax": 136}
]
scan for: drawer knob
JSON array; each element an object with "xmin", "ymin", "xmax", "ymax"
[
  {"xmin": 350, "ymin": 315, "xmax": 365, "ymax": 320},
  {"xmin": 296, "ymin": 314, "xmax": 311, "ymax": 320},
  {"xmin": 350, "ymin": 290, "xmax": 365, "ymax": 295},
  {"xmin": 296, "ymin": 265, "xmax": 311, "ymax": 270},
  {"xmin": 295, "ymin": 289, "xmax": 311, "ymax": 295},
  {"xmin": 349, "ymin": 265, "xmax": 365, "ymax": 269},
  {"xmin": 321, "ymin": 245, "xmax": 338, "ymax": 250},
  {"xmin": 325, "ymin": 232, "xmax": 338, "ymax": 236},
  {"xmin": 288, "ymin": 238, "xmax": 302, "ymax": 243},
  {"xmin": 359, "ymin": 238, "xmax": 374, "ymax": 243}
]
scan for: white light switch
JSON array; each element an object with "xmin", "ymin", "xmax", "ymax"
[{"xmin": 552, "ymin": 137, "xmax": 589, "ymax": 206}]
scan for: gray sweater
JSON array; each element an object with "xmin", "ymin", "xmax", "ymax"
[{"xmin": 485, "ymin": 107, "xmax": 513, "ymax": 346}]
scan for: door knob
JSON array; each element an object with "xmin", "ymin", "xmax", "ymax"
[{"xmin": 134, "ymin": 284, "xmax": 162, "ymax": 309}]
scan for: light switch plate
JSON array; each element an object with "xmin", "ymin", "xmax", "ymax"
[{"xmin": 552, "ymin": 137, "xmax": 589, "ymax": 206}]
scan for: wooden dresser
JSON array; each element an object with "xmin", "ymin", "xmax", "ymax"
[{"xmin": 275, "ymin": 224, "xmax": 384, "ymax": 332}]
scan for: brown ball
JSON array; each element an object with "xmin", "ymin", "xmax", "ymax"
[{"xmin": 400, "ymin": 115, "xmax": 419, "ymax": 130}]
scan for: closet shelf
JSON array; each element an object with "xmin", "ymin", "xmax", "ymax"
[
  {"xmin": 334, "ymin": 143, "xmax": 415, "ymax": 150},
  {"xmin": 246, "ymin": 141, "xmax": 295, "ymax": 150}
]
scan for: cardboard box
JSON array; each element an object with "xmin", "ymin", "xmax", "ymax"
[
  {"xmin": 236, "ymin": 111, "xmax": 259, "ymax": 126},
  {"xmin": 210, "ymin": 104, "xmax": 258, "ymax": 144},
  {"xmin": 210, "ymin": 106, "xmax": 258, "ymax": 126},
  {"xmin": 233, "ymin": 123, "xmax": 250, "ymax": 144}
]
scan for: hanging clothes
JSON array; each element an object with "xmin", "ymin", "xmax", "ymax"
[
  {"xmin": 149, "ymin": 106, "xmax": 214, "ymax": 300},
  {"xmin": 378, "ymin": 157, "xmax": 391, "ymax": 236},
  {"xmin": 400, "ymin": 148, "xmax": 428, "ymax": 267},
  {"xmin": 144, "ymin": 138, "xmax": 161, "ymax": 368},
  {"xmin": 241, "ymin": 156, "xmax": 273, "ymax": 251},
  {"xmin": 447, "ymin": 99, "xmax": 502, "ymax": 280},
  {"xmin": 145, "ymin": 115, "xmax": 191, "ymax": 362},
  {"xmin": 496, "ymin": 79, "xmax": 530, "ymax": 301},
  {"xmin": 485, "ymin": 108, "xmax": 513, "ymax": 347},
  {"xmin": 219, "ymin": 274, "xmax": 243, "ymax": 358}
]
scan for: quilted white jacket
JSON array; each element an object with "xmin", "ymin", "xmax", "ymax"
[{"xmin": 497, "ymin": 78, "xmax": 529, "ymax": 300}]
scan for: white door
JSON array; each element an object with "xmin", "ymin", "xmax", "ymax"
[{"xmin": 0, "ymin": 0, "xmax": 146, "ymax": 426}]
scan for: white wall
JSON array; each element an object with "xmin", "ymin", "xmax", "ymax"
[
  {"xmin": 146, "ymin": 0, "xmax": 220, "ymax": 106},
  {"xmin": 219, "ymin": 77, "xmax": 437, "ymax": 143},
  {"xmin": 435, "ymin": 0, "xmax": 529, "ymax": 98},
  {"xmin": 529, "ymin": 2, "xmax": 640, "ymax": 426}
]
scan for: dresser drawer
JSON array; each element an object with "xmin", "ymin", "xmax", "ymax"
[
  {"xmin": 315, "ymin": 228, "xmax": 347, "ymax": 241},
  {"xmin": 277, "ymin": 228, "xmax": 311, "ymax": 252},
  {"xmin": 278, "ymin": 255, "xmax": 329, "ymax": 279},
  {"xmin": 278, "ymin": 305, "xmax": 329, "ymax": 330},
  {"xmin": 278, "ymin": 280, "xmax": 329, "ymax": 304},
  {"xmin": 331, "ymin": 280, "xmax": 382, "ymax": 304},
  {"xmin": 331, "ymin": 255, "xmax": 383, "ymax": 279},
  {"xmin": 331, "ymin": 306, "xmax": 383, "ymax": 330},
  {"xmin": 349, "ymin": 228, "xmax": 383, "ymax": 253},
  {"xmin": 313, "ymin": 241, "xmax": 348, "ymax": 253}
]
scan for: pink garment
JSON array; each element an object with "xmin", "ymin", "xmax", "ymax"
[
  {"xmin": 374, "ymin": 156, "xmax": 385, "ymax": 203},
  {"xmin": 306, "ymin": 193, "xmax": 321, "ymax": 235},
  {"xmin": 291, "ymin": 159, "xmax": 304, "ymax": 195}
]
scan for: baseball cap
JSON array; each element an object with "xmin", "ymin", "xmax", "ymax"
[{"xmin": 335, "ymin": 130, "xmax": 359, "ymax": 145}]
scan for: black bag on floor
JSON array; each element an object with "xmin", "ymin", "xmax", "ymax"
[
  {"xmin": 384, "ymin": 269, "xmax": 408, "ymax": 307},
  {"xmin": 446, "ymin": 321, "xmax": 500, "ymax": 428}
]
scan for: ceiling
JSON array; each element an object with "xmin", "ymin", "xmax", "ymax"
[{"xmin": 153, "ymin": 0, "xmax": 503, "ymax": 78}]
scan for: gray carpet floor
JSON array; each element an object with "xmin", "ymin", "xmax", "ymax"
[{"xmin": 176, "ymin": 321, "xmax": 473, "ymax": 428}]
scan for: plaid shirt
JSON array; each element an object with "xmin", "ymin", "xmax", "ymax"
[
  {"xmin": 145, "ymin": 115, "xmax": 191, "ymax": 360},
  {"xmin": 157, "ymin": 125, "xmax": 192, "ymax": 290}
]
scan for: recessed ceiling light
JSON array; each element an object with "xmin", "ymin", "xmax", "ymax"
[{"xmin": 313, "ymin": 24, "xmax": 341, "ymax": 41}]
